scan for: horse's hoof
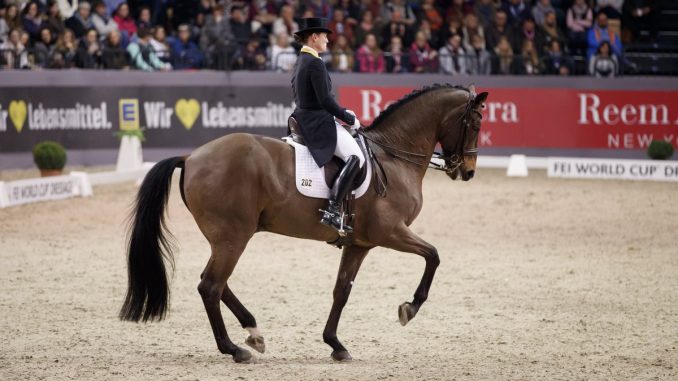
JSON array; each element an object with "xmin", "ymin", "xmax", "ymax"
[
  {"xmin": 245, "ymin": 335, "xmax": 266, "ymax": 354},
  {"xmin": 331, "ymin": 350, "xmax": 353, "ymax": 362},
  {"xmin": 398, "ymin": 302, "xmax": 417, "ymax": 326},
  {"xmin": 233, "ymin": 348, "xmax": 253, "ymax": 363}
]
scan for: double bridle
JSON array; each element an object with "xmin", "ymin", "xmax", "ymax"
[{"xmin": 359, "ymin": 91, "xmax": 480, "ymax": 178}]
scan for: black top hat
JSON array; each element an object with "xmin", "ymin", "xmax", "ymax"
[{"xmin": 295, "ymin": 18, "xmax": 332, "ymax": 36}]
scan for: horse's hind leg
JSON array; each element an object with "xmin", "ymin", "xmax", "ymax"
[
  {"xmin": 221, "ymin": 287, "xmax": 266, "ymax": 353},
  {"xmin": 323, "ymin": 245, "xmax": 370, "ymax": 361},
  {"xmin": 198, "ymin": 240, "xmax": 253, "ymax": 363}
]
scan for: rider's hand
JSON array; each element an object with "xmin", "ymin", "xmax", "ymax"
[{"xmin": 346, "ymin": 110, "xmax": 361, "ymax": 130}]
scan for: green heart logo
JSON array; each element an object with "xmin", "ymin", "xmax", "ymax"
[
  {"xmin": 175, "ymin": 99, "xmax": 200, "ymax": 130},
  {"xmin": 9, "ymin": 100, "xmax": 27, "ymax": 133}
]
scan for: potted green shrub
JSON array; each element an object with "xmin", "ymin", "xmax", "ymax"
[
  {"xmin": 33, "ymin": 141, "xmax": 67, "ymax": 177},
  {"xmin": 647, "ymin": 140, "xmax": 674, "ymax": 160}
]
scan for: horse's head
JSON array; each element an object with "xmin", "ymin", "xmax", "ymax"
[{"xmin": 439, "ymin": 86, "xmax": 488, "ymax": 181}]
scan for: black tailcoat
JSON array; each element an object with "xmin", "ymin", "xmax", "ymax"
[{"xmin": 291, "ymin": 51, "xmax": 355, "ymax": 167}]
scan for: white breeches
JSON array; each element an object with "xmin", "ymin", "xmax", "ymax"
[{"xmin": 334, "ymin": 122, "xmax": 365, "ymax": 167}]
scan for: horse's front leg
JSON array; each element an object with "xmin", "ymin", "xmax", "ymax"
[
  {"xmin": 383, "ymin": 224, "xmax": 440, "ymax": 326},
  {"xmin": 323, "ymin": 244, "xmax": 371, "ymax": 362}
]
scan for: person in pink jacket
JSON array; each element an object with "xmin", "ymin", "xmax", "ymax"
[{"xmin": 113, "ymin": 2, "xmax": 136, "ymax": 39}]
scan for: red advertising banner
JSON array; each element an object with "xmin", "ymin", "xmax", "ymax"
[{"xmin": 339, "ymin": 86, "xmax": 678, "ymax": 150}]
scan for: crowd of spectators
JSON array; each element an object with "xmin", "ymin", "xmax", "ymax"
[{"xmin": 0, "ymin": 0, "xmax": 658, "ymax": 76}]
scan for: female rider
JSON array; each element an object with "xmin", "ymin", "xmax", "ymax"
[{"xmin": 291, "ymin": 18, "xmax": 365, "ymax": 233}]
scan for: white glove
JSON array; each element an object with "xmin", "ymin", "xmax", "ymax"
[{"xmin": 346, "ymin": 109, "xmax": 361, "ymax": 130}]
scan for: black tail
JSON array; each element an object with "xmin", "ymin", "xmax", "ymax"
[{"xmin": 119, "ymin": 156, "xmax": 185, "ymax": 322}]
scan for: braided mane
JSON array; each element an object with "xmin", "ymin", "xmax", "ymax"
[{"xmin": 365, "ymin": 84, "xmax": 469, "ymax": 130}]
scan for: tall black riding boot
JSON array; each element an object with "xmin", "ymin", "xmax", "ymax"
[{"xmin": 320, "ymin": 155, "xmax": 361, "ymax": 234}]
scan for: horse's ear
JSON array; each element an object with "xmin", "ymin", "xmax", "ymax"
[{"xmin": 474, "ymin": 92, "xmax": 489, "ymax": 107}]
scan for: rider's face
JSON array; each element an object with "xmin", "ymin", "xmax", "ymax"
[{"xmin": 311, "ymin": 33, "xmax": 329, "ymax": 53}]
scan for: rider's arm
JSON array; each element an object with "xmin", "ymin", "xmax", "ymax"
[{"xmin": 309, "ymin": 59, "xmax": 355, "ymax": 125}]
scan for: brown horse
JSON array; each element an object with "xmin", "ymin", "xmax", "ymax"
[{"xmin": 119, "ymin": 84, "xmax": 488, "ymax": 363}]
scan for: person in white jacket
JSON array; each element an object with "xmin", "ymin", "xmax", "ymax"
[{"xmin": 91, "ymin": 1, "xmax": 118, "ymax": 37}]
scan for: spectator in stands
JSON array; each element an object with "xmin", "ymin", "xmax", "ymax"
[
  {"xmin": 461, "ymin": 13, "xmax": 484, "ymax": 52},
  {"xmin": 170, "ymin": 23, "xmax": 203, "ymax": 70},
  {"xmin": 127, "ymin": 26, "xmax": 171, "ymax": 71},
  {"xmin": 502, "ymin": 0, "xmax": 531, "ymax": 26},
  {"xmin": 113, "ymin": 2, "xmax": 136, "ymax": 40},
  {"xmin": 3, "ymin": 3, "xmax": 21, "ymax": 32},
  {"xmin": 34, "ymin": 27, "xmax": 56, "ymax": 67},
  {"xmin": 75, "ymin": 28, "xmax": 102, "ymax": 68},
  {"xmin": 474, "ymin": 0, "xmax": 496, "ymax": 28},
  {"xmin": 467, "ymin": 33, "xmax": 491, "ymax": 75},
  {"xmin": 201, "ymin": 4, "xmax": 234, "ymax": 69},
  {"xmin": 270, "ymin": 31, "xmax": 295, "ymax": 72},
  {"xmin": 1, "ymin": 28, "xmax": 29, "ymax": 68},
  {"xmin": 92, "ymin": 1, "xmax": 118, "ymax": 39},
  {"xmin": 419, "ymin": 0, "xmax": 444, "ymax": 33},
  {"xmin": 418, "ymin": 19, "xmax": 440, "ymax": 50},
  {"xmin": 136, "ymin": 6, "xmax": 152, "ymax": 30},
  {"xmin": 230, "ymin": 6, "xmax": 252, "ymax": 48},
  {"xmin": 587, "ymin": 12, "xmax": 621, "ymax": 59},
  {"xmin": 485, "ymin": 9, "xmax": 511, "ymax": 51},
  {"xmin": 355, "ymin": 32, "xmax": 384, "ymax": 72},
  {"xmin": 382, "ymin": 10, "xmax": 413, "ymax": 50},
  {"xmin": 596, "ymin": 0, "xmax": 623, "ymax": 20},
  {"xmin": 491, "ymin": 36, "xmax": 518, "ymax": 74},
  {"xmin": 57, "ymin": 0, "xmax": 79, "ymax": 20},
  {"xmin": 273, "ymin": 4, "xmax": 298, "ymax": 44},
  {"xmin": 66, "ymin": 1, "xmax": 94, "ymax": 39},
  {"xmin": 21, "ymin": 1, "xmax": 45, "ymax": 43},
  {"xmin": 409, "ymin": 30, "xmax": 438, "ymax": 73},
  {"xmin": 241, "ymin": 38, "xmax": 268, "ymax": 70},
  {"xmin": 328, "ymin": 8, "xmax": 354, "ymax": 47},
  {"xmin": 384, "ymin": 35, "xmax": 409, "ymax": 73},
  {"xmin": 20, "ymin": 30, "xmax": 31, "ymax": 49},
  {"xmin": 542, "ymin": 39, "xmax": 572, "ymax": 75},
  {"xmin": 354, "ymin": 10, "xmax": 379, "ymax": 49},
  {"xmin": 102, "ymin": 29, "xmax": 129, "ymax": 69},
  {"xmin": 566, "ymin": 0, "xmax": 592, "ymax": 56},
  {"xmin": 382, "ymin": 0, "xmax": 416, "ymax": 27},
  {"xmin": 54, "ymin": 28, "xmax": 77, "ymax": 68},
  {"xmin": 45, "ymin": 1, "xmax": 65, "ymax": 36},
  {"xmin": 532, "ymin": 0, "xmax": 555, "ymax": 27},
  {"xmin": 539, "ymin": 11, "xmax": 566, "ymax": 54},
  {"xmin": 514, "ymin": 39, "xmax": 541, "ymax": 75},
  {"xmin": 589, "ymin": 40, "xmax": 617, "ymax": 77},
  {"xmin": 511, "ymin": 17, "xmax": 544, "ymax": 54},
  {"xmin": 150, "ymin": 26, "xmax": 170, "ymax": 63},
  {"xmin": 439, "ymin": 33, "xmax": 466, "ymax": 75},
  {"xmin": 330, "ymin": 34, "xmax": 355, "ymax": 73}
]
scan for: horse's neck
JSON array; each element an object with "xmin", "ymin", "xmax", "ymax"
[{"xmin": 365, "ymin": 95, "xmax": 442, "ymax": 158}]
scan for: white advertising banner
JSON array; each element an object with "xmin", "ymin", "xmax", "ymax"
[
  {"xmin": 0, "ymin": 174, "xmax": 92, "ymax": 208},
  {"xmin": 547, "ymin": 157, "xmax": 678, "ymax": 182}
]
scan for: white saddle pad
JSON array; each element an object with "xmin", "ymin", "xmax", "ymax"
[{"xmin": 283, "ymin": 135, "xmax": 372, "ymax": 199}]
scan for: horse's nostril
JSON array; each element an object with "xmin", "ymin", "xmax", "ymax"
[{"xmin": 467, "ymin": 170, "xmax": 475, "ymax": 179}]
